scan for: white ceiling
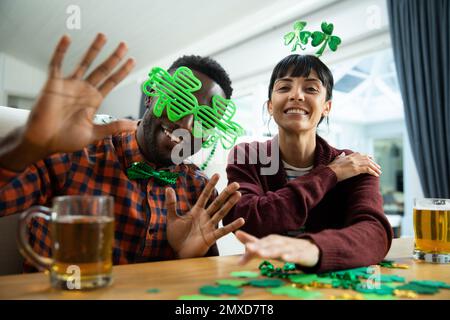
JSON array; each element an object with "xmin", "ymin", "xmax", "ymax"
[
  {"xmin": 0, "ymin": 0, "xmax": 278, "ymax": 73},
  {"xmin": 0, "ymin": 0, "xmax": 333, "ymax": 77},
  {"xmin": 0, "ymin": 0, "xmax": 404, "ymax": 125}
]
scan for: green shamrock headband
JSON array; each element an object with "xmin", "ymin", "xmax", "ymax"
[
  {"xmin": 284, "ymin": 21, "xmax": 342, "ymax": 57},
  {"xmin": 142, "ymin": 66, "xmax": 244, "ymax": 150}
]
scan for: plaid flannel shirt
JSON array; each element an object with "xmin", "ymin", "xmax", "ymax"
[{"xmin": 0, "ymin": 131, "xmax": 217, "ymax": 271}]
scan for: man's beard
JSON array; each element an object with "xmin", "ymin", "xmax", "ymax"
[
  {"xmin": 141, "ymin": 114, "xmax": 174, "ymax": 167},
  {"xmin": 140, "ymin": 105, "xmax": 205, "ymax": 167}
]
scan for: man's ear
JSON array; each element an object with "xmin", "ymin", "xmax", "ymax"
[
  {"xmin": 145, "ymin": 96, "xmax": 157, "ymax": 111},
  {"xmin": 145, "ymin": 96, "xmax": 151, "ymax": 108}
]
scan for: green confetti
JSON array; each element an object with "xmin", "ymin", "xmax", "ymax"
[
  {"xmin": 333, "ymin": 266, "xmax": 374, "ymax": 275},
  {"xmin": 320, "ymin": 266, "xmax": 373, "ymax": 279},
  {"xmin": 145, "ymin": 288, "xmax": 160, "ymax": 294},
  {"xmin": 230, "ymin": 271, "xmax": 259, "ymax": 278},
  {"xmin": 332, "ymin": 279, "xmax": 360, "ymax": 289},
  {"xmin": 283, "ymin": 262, "xmax": 297, "ymax": 271},
  {"xmin": 379, "ymin": 260, "xmax": 409, "ymax": 269},
  {"xmin": 383, "ymin": 282, "xmax": 402, "ymax": 289},
  {"xmin": 259, "ymin": 260, "xmax": 301, "ymax": 278},
  {"xmin": 289, "ymin": 274, "xmax": 320, "ymax": 284},
  {"xmin": 359, "ymin": 273, "xmax": 405, "ymax": 283},
  {"xmin": 269, "ymin": 286, "xmax": 322, "ymax": 299},
  {"xmin": 379, "ymin": 260, "xmax": 395, "ymax": 268},
  {"xmin": 395, "ymin": 283, "xmax": 440, "ymax": 294},
  {"xmin": 314, "ymin": 277, "xmax": 336, "ymax": 285},
  {"xmin": 290, "ymin": 273, "xmax": 341, "ymax": 288},
  {"xmin": 216, "ymin": 279, "xmax": 248, "ymax": 287},
  {"xmin": 249, "ymin": 279, "xmax": 285, "ymax": 288},
  {"xmin": 354, "ymin": 283, "xmax": 394, "ymax": 295},
  {"xmin": 178, "ymin": 294, "xmax": 238, "ymax": 300},
  {"xmin": 409, "ymin": 280, "xmax": 450, "ymax": 289},
  {"xmin": 199, "ymin": 285, "xmax": 243, "ymax": 296}
]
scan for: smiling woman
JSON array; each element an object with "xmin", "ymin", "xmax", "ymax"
[{"xmin": 224, "ymin": 54, "xmax": 393, "ymax": 273}]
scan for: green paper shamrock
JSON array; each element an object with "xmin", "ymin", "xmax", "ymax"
[
  {"xmin": 289, "ymin": 274, "xmax": 320, "ymax": 285},
  {"xmin": 359, "ymin": 273, "xmax": 405, "ymax": 283},
  {"xmin": 354, "ymin": 283, "xmax": 394, "ymax": 295},
  {"xmin": 283, "ymin": 20, "xmax": 342, "ymax": 57},
  {"xmin": 409, "ymin": 280, "xmax": 450, "ymax": 289},
  {"xmin": 199, "ymin": 285, "xmax": 243, "ymax": 296},
  {"xmin": 146, "ymin": 288, "xmax": 160, "ymax": 294},
  {"xmin": 230, "ymin": 271, "xmax": 260, "ymax": 278},
  {"xmin": 215, "ymin": 279, "xmax": 249, "ymax": 287},
  {"xmin": 395, "ymin": 282, "xmax": 440, "ymax": 294},
  {"xmin": 248, "ymin": 278, "xmax": 285, "ymax": 288}
]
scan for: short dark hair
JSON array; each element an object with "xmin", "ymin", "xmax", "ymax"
[
  {"xmin": 169, "ymin": 55, "xmax": 233, "ymax": 99},
  {"xmin": 268, "ymin": 54, "xmax": 334, "ymax": 101}
]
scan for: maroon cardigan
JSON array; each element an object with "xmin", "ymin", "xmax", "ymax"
[{"xmin": 224, "ymin": 135, "xmax": 393, "ymax": 273}]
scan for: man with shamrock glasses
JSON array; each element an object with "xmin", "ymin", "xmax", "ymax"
[{"xmin": 0, "ymin": 34, "xmax": 245, "ymax": 271}]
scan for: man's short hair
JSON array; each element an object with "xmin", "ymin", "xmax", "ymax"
[{"xmin": 169, "ymin": 55, "xmax": 233, "ymax": 99}]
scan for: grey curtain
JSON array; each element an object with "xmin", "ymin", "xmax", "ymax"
[{"xmin": 387, "ymin": 0, "xmax": 450, "ymax": 198}]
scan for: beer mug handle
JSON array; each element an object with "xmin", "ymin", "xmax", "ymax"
[{"xmin": 17, "ymin": 206, "xmax": 54, "ymax": 271}]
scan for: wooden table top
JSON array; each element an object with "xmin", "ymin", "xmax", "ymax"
[{"xmin": 0, "ymin": 237, "xmax": 449, "ymax": 300}]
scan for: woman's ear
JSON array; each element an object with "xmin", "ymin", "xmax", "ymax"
[
  {"xmin": 267, "ymin": 100, "xmax": 273, "ymax": 116},
  {"xmin": 322, "ymin": 100, "xmax": 332, "ymax": 117}
]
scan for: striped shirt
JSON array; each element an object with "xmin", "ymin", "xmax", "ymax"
[{"xmin": 282, "ymin": 160, "xmax": 313, "ymax": 180}]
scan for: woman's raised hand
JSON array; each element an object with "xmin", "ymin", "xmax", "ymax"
[{"xmin": 328, "ymin": 152, "xmax": 382, "ymax": 182}]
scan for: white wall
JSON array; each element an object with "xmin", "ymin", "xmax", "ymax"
[
  {"xmin": 0, "ymin": 54, "xmax": 4, "ymax": 106},
  {"xmin": 213, "ymin": 0, "xmax": 390, "ymax": 96},
  {"xmin": 99, "ymin": 81, "xmax": 141, "ymax": 119},
  {"xmin": 0, "ymin": 53, "xmax": 46, "ymax": 108},
  {"xmin": 319, "ymin": 121, "xmax": 368, "ymax": 153},
  {"xmin": 366, "ymin": 120, "xmax": 423, "ymax": 236},
  {"xmin": 0, "ymin": 51, "xmax": 141, "ymax": 120},
  {"xmin": 402, "ymin": 132, "xmax": 423, "ymax": 237}
]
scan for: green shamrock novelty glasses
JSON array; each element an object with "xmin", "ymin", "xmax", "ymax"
[{"xmin": 142, "ymin": 66, "xmax": 244, "ymax": 150}]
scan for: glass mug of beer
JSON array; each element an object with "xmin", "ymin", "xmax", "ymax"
[
  {"xmin": 413, "ymin": 198, "xmax": 450, "ymax": 263},
  {"xmin": 17, "ymin": 196, "xmax": 115, "ymax": 289}
]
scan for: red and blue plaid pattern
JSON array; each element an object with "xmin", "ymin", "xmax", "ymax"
[{"xmin": 0, "ymin": 131, "xmax": 213, "ymax": 271}]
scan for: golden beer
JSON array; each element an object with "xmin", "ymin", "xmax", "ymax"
[
  {"xmin": 18, "ymin": 195, "xmax": 115, "ymax": 290},
  {"xmin": 413, "ymin": 198, "xmax": 450, "ymax": 263},
  {"xmin": 50, "ymin": 215, "xmax": 114, "ymax": 287}
]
